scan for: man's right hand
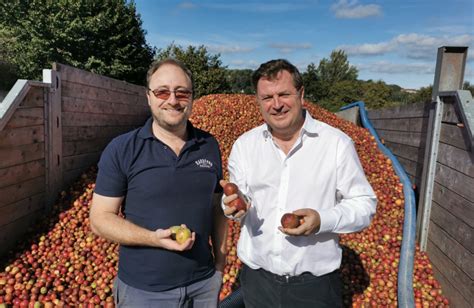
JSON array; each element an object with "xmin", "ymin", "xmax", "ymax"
[
  {"xmin": 219, "ymin": 180, "xmax": 249, "ymax": 219},
  {"xmin": 152, "ymin": 227, "xmax": 195, "ymax": 251}
]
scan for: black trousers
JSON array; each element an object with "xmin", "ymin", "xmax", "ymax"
[{"xmin": 240, "ymin": 264, "xmax": 343, "ymax": 308}]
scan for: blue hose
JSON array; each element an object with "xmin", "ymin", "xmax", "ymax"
[{"xmin": 340, "ymin": 101, "xmax": 416, "ymax": 308}]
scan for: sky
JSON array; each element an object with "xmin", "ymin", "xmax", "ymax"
[{"xmin": 134, "ymin": 0, "xmax": 474, "ymax": 90}]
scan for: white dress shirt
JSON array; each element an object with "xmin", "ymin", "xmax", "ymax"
[{"xmin": 225, "ymin": 111, "xmax": 377, "ymax": 277}]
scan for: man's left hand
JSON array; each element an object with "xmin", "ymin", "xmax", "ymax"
[{"xmin": 278, "ymin": 208, "xmax": 321, "ymax": 236}]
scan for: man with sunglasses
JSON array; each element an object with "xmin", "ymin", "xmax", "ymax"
[
  {"xmin": 90, "ymin": 59, "xmax": 227, "ymax": 307},
  {"xmin": 220, "ymin": 59, "xmax": 376, "ymax": 307}
]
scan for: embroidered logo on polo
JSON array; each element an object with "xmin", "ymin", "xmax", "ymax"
[{"xmin": 195, "ymin": 158, "xmax": 213, "ymax": 168}]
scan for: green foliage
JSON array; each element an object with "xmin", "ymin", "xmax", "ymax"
[
  {"xmin": 408, "ymin": 85, "xmax": 432, "ymax": 104},
  {"xmin": 225, "ymin": 69, "xmax": 254, "ymax": 94},
  {"xmin": 0, "ymin": 0, "xmax": 155, "ymax": 85},
  {"xmin": 155, "ymin": 44, "xmax": 229, "ymax": 98},
  {"xmin": 361, "ymin": 80, "xmax": 392, "ymax": 109},
  {"xmin": 303, "ymin": 50, "xmax": 358, "ymax": 104}
]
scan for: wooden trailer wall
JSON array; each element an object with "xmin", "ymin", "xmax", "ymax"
[
  {"xmin": 0, "ymin": 64, "xmax": 150, "ymax": 259},
  {"xmin": 367, "ymin": 100, "xmax": 474, "ymax": 307}
]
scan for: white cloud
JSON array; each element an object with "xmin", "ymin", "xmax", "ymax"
[
  {"xmin": 339, "ymin": 33, "xmax": 474, "ymax": 61},
  {"xmin": 207, "ymin": 45, "xmax": 254, "ymax": 54},
  {"xmin": 269, "ymin": 43, "xmax": 312, "ymax": 54},
  {"xmin": 178, "ymin": 1, "xmax": 197, "ymax": 9},
  {"xmin": 331, "ymin": 0, "xmax": 382, "ymax": 19},
  {"xmin": 356, "ymin": 61, "xmax": 434, "ymax": 75}
]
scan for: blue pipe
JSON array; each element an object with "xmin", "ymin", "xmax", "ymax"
[{"xmin": 340, "ymin": 101, "xmax": 416, "ymax": 308}]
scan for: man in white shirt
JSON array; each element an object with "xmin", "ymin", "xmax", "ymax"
[{"xmin": 221, "ymin": 59, "xmax": 377, "ymax": 307}]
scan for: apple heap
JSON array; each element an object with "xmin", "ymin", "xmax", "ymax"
[
  {"xmin": 0, "ymin": 94, "xmax": 449, "ymax": 307},
  {"xmin": 189, "ymin": 94, "xmax": 449, "ymax": 306}
]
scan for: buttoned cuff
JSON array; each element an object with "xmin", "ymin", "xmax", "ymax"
[{"xmin": 316, "ymin": 208, "xmax": 338, "ymax": 234}]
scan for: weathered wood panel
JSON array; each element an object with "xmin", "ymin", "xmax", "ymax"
[
  {"xmin": 62, "ymin": 111, "xmax": 147, "ymax": 127},
  {"xmin": 18, "ymin": 87, "xmax": 44, "ymax": 107},
  {"xmin": 393, "ymin": 156, "xmax": 423, "ymax": 180},
  {"xmin": 63, "ymin": 151, "xmax": 101, "ymax": 172},
  {"xmin": 435, "ymin": 163, "xmax": 474, "ymax": 202},
  {"xmin": 0, "ymin": 125, "xmax": 44, "ymax": 148},
  {"xmin": 383, "ymin": 141, "xmax": 423, "ymax": 163},
  {"xmin": 0, "ymin": 160, "xmax": 45, "ymax": 189},
  {"xmin": 370, "ymin": 117, "xmax": 427, "ymax": 133},
  {"xmin": 62, "ymin": 125, "xmax": 140, "ymax": 142},
  {"xmin": 430, "ymin": 201, "xmax": 473, "ymax": 253},
  {"xmin": 62, "ymin": 96, "xmax": 149, "ymax": 116},
  {"xmin": 0, "ymin": 142, "xmax": 44, "ymax": 169},
  {"xmin": 440, "ymin": 124, "xmax": 471, "ymax": 151},
  {"xmin": 368, "ymin": 102, "xmax": 430, "ymax": 119},
  {"xmin": 0, "ymin": 210, "xmax": 42, "ymax": 258},
  {"xmin": 4, "ymin": 107, "xmax": 44, "ymax": 129},
  {"xmin": 56, "ymin": 63, "xmax": 146, "ymax": 95},
  {"xmin": 427, "ymin": 237, "xmax": 473, "ymax": 304},
  {"xmin": 437, "ymin": 142, "xmax": 474, "ymax": 177},
  {"xmin": 0, "ymin": 193, "xmax": 44, "ymax": 227},
  {"xmin": 428, "ymin": 220, "xmax": 473, "ymax": 279},
  {"xmin": 63, "ymin": 138, "xmax": 111, "ymax": 157},
  {"xmin": 433, "ymin": 182, "xmax": 474, "ymax": 228},
  {"xmin": 0, "ymin": 176, "xmax": 45, "ymax": 208},
  {"xmin": 376, "ymin": 129, "xmax": 426, "ymax": 148},
  {"xmin": 62, "ymin": 81, "xmax": 147, "ymax": 106},
  {"xmin": 430, "ymin": 258, "xmax": 471, "ymax": 308}
]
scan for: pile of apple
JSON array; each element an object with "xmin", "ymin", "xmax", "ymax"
[{"xmin": 0, "ymin": 94, "xmax": 449, "ymax": 307}]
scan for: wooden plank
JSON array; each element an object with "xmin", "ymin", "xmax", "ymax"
[
  {"xmin": 62, "ymin": 96, "xmax": 149, "ymax": 116},
  {"xmin": 63, "ymin": 138, "xmax": 111, "ymax": 157},
  {"xmin": 376, "ymin": 129, "xmax": 426, "ymax": 148},
  {"xmin": 394, "ymin": 156, "xmax": 424, "ymax": 180},
  {"xmin": 435, "ymin": 162, "xmax": 474, "ymax": 202},
  {"xmin": 62, "ymin": 80, "xmax": 147, "ymax": 106},
  {"xmin": 0, "ymin": 160, "xmax": 45, "ymax": 189},
  {"xmin": 56, "ymin": 63, "xmax": 146, "ymax": 95},
  {"xmin": 370, "ymin": 117, "xmax": 428, "ymax": 133},
  {"xmin": 437, "ymin": 142, "xmax": 474, "ymax": 178},
  {"xmin": 0, "ymin": 209, "xmax": 42, "ymax": 259},
  {"xmin": 0, "ymin": 193, "xmax": 44, "ymax": 227},
  {"xmin": 62, "ymin": 111, "xmax": 148, "ymax": 127},
  {"xmin": 4, "ymin": 107, "xmax": 44, "ymax": 129},
  {"xmin": 63, "ymin": 151, "xmax": 101, "ymax": 172},
  {"xmin": 441, "ymin": 99, "xmax": 460, "ymax": 123},
  {"xmin": 367, "ymin": 101, "xmax": 430, "ymax": 119},
  {"xmin": 0, "ymin": 125, "xmax": 44, "ymax": 148},
  {"xmin": 384, "ymin": 141, "xmax": 424, "ymax": 163},
  {"xmin": 430, "ymin": 257, "xmax": 471, "ymax": 308},
  {"xmin": 62, "ymin": 125, "xmax": 139, "ymax": 142},
  {"xmin": 63, "ymin": 168, "xmax": 91, "ymax": 189},
  {"xmin": 426, "ymin": 238, "xmax": 473, "ymax": 303},
  {"xmin": 430, "ymin": 201, "xmax": 473, "ymax": 253},
  {"xmin": 0, "ymin": 176, "xmax": 45, "ymax": 208},
  {"xmin": 18, "ymin": 86, "xmax": 44, "ymax": 107},
  {"xmin": 433, "ymin": 182, "xmax": 474, "ymax": 228},
  {"xmin": 428, "ymin": 220, "xmax": 474, "ymax": 279},
  {"xmin": 0, "ymin": 142, "xmax": 45, "ymax": 169},
  {"xmin": 440, "ymin": 123, "xmax": 470, "ymax": 151}
]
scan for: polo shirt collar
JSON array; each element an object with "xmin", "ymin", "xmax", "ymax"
[
  {"xmin": 137, "ymin": 117, "xmax": 204, "ymax": 143},
  {"xmin": 262, "ymin": 109, "xmax": 319, "ymax": 139}
]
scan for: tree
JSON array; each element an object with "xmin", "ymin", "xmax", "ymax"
[
  {"xmin": 0, "ymin": 0, "xmax": 155, "ymax": 85},
  {"xmin": 361, "ymin": 80, "xmax": 392, "ymax": 109},
  {"xmin": 225, "ymin": 69, "xmax": 254, "ymax": 94},
  {"xmin": 303, "ymin": 50, "xmax": 358, "ymax": 104},
  {"xmin": 155, "ymin": 44, "xmax": 228, "ymax": 98}
]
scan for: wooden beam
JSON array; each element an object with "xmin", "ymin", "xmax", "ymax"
[
  {"xmin": 0, "ymin": 160, "xmax": 45, "ymax": 189},
  {"xmin": 0, "ymin": 193, "xmax": 44, "ymax": 227},
  {"xmin": 432, "ymin": 182, "xmax": 473, "ymax": 227},
  {"xmin": 0, "ymin": 143, "xmax": 45, "ymax": 169}
]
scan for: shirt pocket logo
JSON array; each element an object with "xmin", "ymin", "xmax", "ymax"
[{"xmin": 195, "ymin": 158, "xmax": 213, "ymax": 169}]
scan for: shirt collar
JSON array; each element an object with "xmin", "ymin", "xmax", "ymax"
[
  {"xmin": 138, "ymin": 117, "xmax": 204, "ymax": 143},
  {"xmin": 262, "ymin": 109, "xmax": 319, "ymax": 139}
]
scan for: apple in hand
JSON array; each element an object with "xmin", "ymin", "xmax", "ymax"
[
  {"xmin": 229, "ymin": 197, "xmax": 246, "ymax": 211},
  {"xmin": 280, "ymin": 213, "xmax": 302, "ymax": 229},
  {"xmin": 223, "ymin": 183, "xmax": 238, "ymax": 196},
  {"xmin": 169, "ymin": 226, "xmax": 191, "ymax": 244}
]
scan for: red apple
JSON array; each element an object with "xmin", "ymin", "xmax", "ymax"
[{"xmin": 281, "ymin": 213, "xmax": 301, "ymax": 229}]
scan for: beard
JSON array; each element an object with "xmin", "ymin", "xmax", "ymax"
[{"xmin": 150, "ymin": 105, "xmax": 191, "ymax": 133}]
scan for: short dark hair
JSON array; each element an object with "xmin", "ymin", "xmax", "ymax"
[
  {"xmin": 146, "ymin": 58, "xmax": 194, "ymax": 91},
  {"xmin": 252, "ymin": 59, "xmax": 303, "ymax": 92}
]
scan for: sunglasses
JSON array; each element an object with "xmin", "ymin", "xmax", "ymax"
[{"xmin": 148, "ymin": 88, "xmax": 193, "ymax": 101}]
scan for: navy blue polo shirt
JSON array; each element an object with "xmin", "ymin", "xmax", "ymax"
[{"xmin": 94, "ymin": 117, "xmax": 223, "ymax": 292}]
